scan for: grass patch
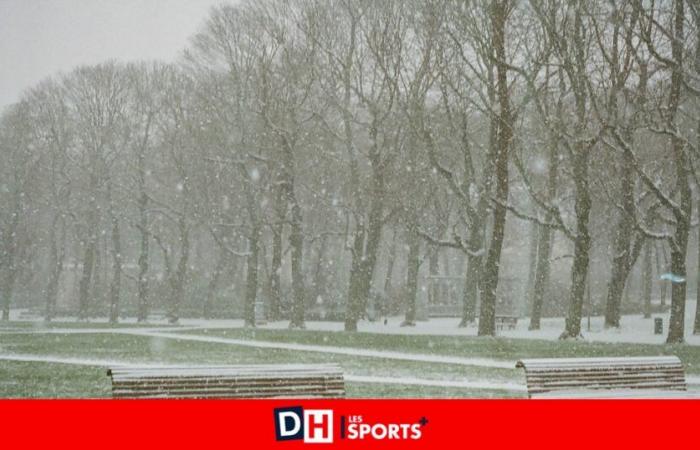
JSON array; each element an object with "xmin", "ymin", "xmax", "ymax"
[
  {"xmin": 3, "ymin": 324, "xmax": 697, "ymax": 398},
  {"xmin": 0, "ymin": 331, "xmax": 521, "ymax": 398},
  {"xmin": 0, "ymin": 320, "xmax": 175, "ymax": 330},
  {"xmin": 0, "ymin": 360, "xmax": 109, "ymax": 398},
  {"xmin": 184, "ymin": 327, "xmax": 700, "ymax": 374}
]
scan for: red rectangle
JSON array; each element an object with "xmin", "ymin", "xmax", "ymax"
[{"xmin": 1, "ymin": 399, "xmax": 697, "ymax": 449}]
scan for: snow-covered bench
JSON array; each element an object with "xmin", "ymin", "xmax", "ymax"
[
  {"xmin": 516, "ymin": 356, "xmax": 687, "ymax": 398},
  {"xmin": 107, "ymin": 364, "xmax": 345, "ymax": 399}
]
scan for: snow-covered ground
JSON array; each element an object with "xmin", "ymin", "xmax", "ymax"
[
  {"xmin": 7, "ymin": 300, "xmax": 700, "ymax": 345},
  {"xmin": 125, "ymin": 329, "xmax": 515, "ymax": 368},
  {"xmin": 3, "ymin": 303, "xmax": 700, "ymax": 396},
  {"xmin": 259, "ymin": 306, "xmax": 700, "ymax": 346},
  {"xmin": 0, "ymin": 354, "xmax": 525, "ymax": 393}
]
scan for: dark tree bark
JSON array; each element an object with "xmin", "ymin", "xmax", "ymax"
[
  {"xmin": 44, "ymin": 215, "xmax": 66, "ymax": 322},
  {"xmin": 167, "ymin": 217, "xmax": 189, "ymax": 325},
  {"xmin": 244, "ymin": 227, "xmax": 260, "ymax": 327},
  {"xmin": 136, "ymin": 158, "xmax": 150, "ymax": 323},
  {"xmin": 204, "ymin": 249, "xmax": 227, "ymax": 319},
  {"xmin": 268, "ymin": 209, "xmax": 283, "ymax": 321},
  {"xmin": 604, "ymin": 148, "xmax": 640, "ymax": 328},
  {"xmin": 428, "ymin": 246, "xmax": 440, "ymax": 306},
  {"xmin": 694, "ymin": 14, "xmax": 700, "ymax": 335},
  {"xmin": 312, "ymin": 235, "xmax": 328, "ymax": 306},
  {"xmin": 602, "ymin": 10, "xmax": 646, "ymax": 328},
  {"xmin": 561, "ymin": 5, "xmax": 592, "ymax": 340},
  {"xmin": 77, "ymin": 174, "xmax": 98, "ymax": 320},
  {"xmin": 696, "ymin": 217, "xmax": 700, "ymax": 334},
  {"xmin": 107, "ymin": 184, "xmax": 122, "ymax": 324},
  {"xmin": 345, "ymin": 119, "xmax": 385, "ymax": 331},
  {"xmin": 529, "ymin": 224, "xmax": 553, "ymax": 330},
  {"xmin": 1, "ymin": 195, "xmax": 21, "ymax": 321},
  {"xmin": 529, "ymin": 128, "xmax": 559, "ymax": 330},
  {"xmin": 278, "ymin": 137, "xmax": 306, "ymax": 330},
  {"xmin": 460, "ymin": 225, "xmax": 483, "ymax": 327},
  {"xmin": 666, "ymin": 0, "xmax": 690, "ymax": 344},
  {"xmin": 383, "ymin": 229, "xmax": 398, "ymax": 297},
  {"xmin": 526, "ymin": 221, "xmax": 539, "ymax": 309},
  {"xmin": 478, "ymin": 0, "xmax": 512, "ymax": 337},
  {"xmin": 403, "ymin": 231, "xmax": 420, "ymax": 326},
  {"xmin": 642, "ymin": 240, "xmax": 653, "ymax": 319},
  {"xmin": 288, "ymin": 199, "xmax": 305, "ymax": 329}
]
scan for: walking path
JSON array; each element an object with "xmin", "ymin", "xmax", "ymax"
[{"xmin": 122, "ymin": 329, "xmax": 515, "ymax": 369}]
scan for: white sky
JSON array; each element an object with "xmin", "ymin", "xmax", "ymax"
[{"xmin": 0, "ymin": 0, "xmax": 226, "ymax": 108}]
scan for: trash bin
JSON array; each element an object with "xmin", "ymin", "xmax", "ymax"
[{"xmin": 654, "ymin": 317, "xmax": 663, "ymax": 335}]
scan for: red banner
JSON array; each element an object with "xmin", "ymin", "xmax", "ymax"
[{"xmin": 1, "ymin": 400, "xmax": 696, "ymax": 449}]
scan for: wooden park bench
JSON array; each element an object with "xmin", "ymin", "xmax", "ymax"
[
  {"xmin": 515, "ymin": 356, "xmax": 687, "ymax": 398},
  {"xmin": 495, "ymin": 315, "xmax": 518, "ymax": 330},
  {"xmin": 107, "ymin": 364, "xmax": 345, "ymax": 399}
]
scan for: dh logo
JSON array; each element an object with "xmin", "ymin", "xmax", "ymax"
[{"xmin": 274, "ymin": 406, "xmax": 333, "ymax": 444}]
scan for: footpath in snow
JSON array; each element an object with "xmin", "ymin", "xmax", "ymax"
[
  {"xmin": 5, "ymin": 301, "xmax": 699, "ymax": 346},
  {"xmin": 122, "ymin": 329, "xmax": 515, "ymax": 369}
]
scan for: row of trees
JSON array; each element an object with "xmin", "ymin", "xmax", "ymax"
[{"xmin": 1, "ymin": 0, "xmax": 699, "ymax": 342}]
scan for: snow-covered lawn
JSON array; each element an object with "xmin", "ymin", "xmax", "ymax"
[
  {"xmin": 125, "ymin": 329, "xmax": 514, "ymax": 368},
  {"xmin": 0, "ymin": 354, "xmax": 526, "ymax": 393},
  {"xmin": 2, "ymin": 312, "xmax": 700, "ymax": 398},
  {"xmin": 7, "ymin": 301, "xmax": 698, "ymax": 346}
]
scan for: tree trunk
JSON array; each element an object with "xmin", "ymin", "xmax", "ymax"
[
  {"xmin": 403, "ymin": 231, "xmax": 420, "ymax": 326},
  {"xmin": 288, "ymin": 200, "xmax": 305, "ymax": 329},
  {"xmin": 530, "ymin": 225, "xmax": 553, "ymax": 330},
  {"xmin": 560, "ymin": 6, "xmax": 592, "ymax": 340},
  {"xmin": 345, "ymin": 120, "xmax": 384, "ymax": 331},
  {"xmin": 428, "ymin": 244, "xmax": 440, "ymax": 306},
  {"xmin": 526, "ymin": 221, "xmax": 539, "ymax": 311},
  {"xmin": 312, "ymin": 235, "xmax": 328, "ymax": 306},
  {"xmin": 44, "ymin": 216, "xmax": 66, "ymax": 322},
  {"xmin": 77, "ymin": 234, "xmax": 96, "ymax": 320},
  {"xmin": 694, "ymin": 17, "xmax": 700, "ymax": 335},
  {"xmin": 168, "ymin": 218, "xmax": 189, "ymax": 325},
  {"xmin": 460, "ymin": 222, "xmax": 483, "ymax": 327},
  {"xmin": 656, "ymin": 242, "xmax": 668, "ymax": 307},
  {"xmin": 642, "ymin": 240, "xmax": 653, "ymax": 319},
  {"xmin": 107, "ymin": 185, "xmax": 122, "ymax": 324},
  {"xmin": 345, "ymin": 229, "xmax": 366, "ymax": 331},
  {"xmin": 529, "ymin": 127, "xmax": 559, "ymax": 330},
  {"xmin": 136, "ymin": 191, "xmax": 150, "ymax": 322},
  {"xmin": 383, "ymin": 229, "xmax": 397, "ymax": 296},
  {"xmin": 604, "ymin": 149, "xmax": 636, "ymax": 328},
  {"xmin": 696, "ymin": 215, "xmax": 700, "ymax": 334},
  {"xmin": 269, "ymin": 180, "xmax": 285, "ymax": 322},
  {"xmin": 478, "ymin": 0, "xmax": 511, "ymax": 337},
  {"xmin": 561, "ymin": 139, "xmax": 592, "ymax": 339},
  {"xmin": 1, "ymin": 192, "xmax": 21, "ymax": 321},
  {"xmin": 78, "ymin": 176, "xmax": 98, "ymax": 320},
  {"xmin": 108, "ymin": 218, "xmax": 122, "ymax": 324},
  {"xmin": 244, "ymin": 228, "xmax": 260, "ymax": 327},
  {"xmin": 0, "ymin": 265, "xmax": 17, "ymax": 322},
  {"xmin": 667, "ymin": 238, "xmax": 688, "ymax": 343},
  {"xmin": 666, "ymin": 0, "xmax": 690, "ymax": 344},
  {"xmin": 278, "ymin": 137, "xmax": 306, "ymax": 330},
  {"xmin": 204, "ymin": 249, "xmax": 226, "ymax": 319},
  {"xmin": 268, "ymin": 225, "xmax": 282, "ymax": 321}
]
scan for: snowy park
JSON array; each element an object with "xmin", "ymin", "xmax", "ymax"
[
  {"xmin": 1, "ymin": 300, "xmax": 699, "ymax": 398},
  {"xmin": 3, "ymin": 0, "xmax": 700, "ymax": 399}
]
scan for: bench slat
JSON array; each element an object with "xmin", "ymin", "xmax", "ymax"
[
  {"xmin": 108, "ymin": 364, "xmax": 345, "ymax": 399},
  {"xmin": 516, "ymin": 356, "xmax": 687, "ymax": 398}
]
